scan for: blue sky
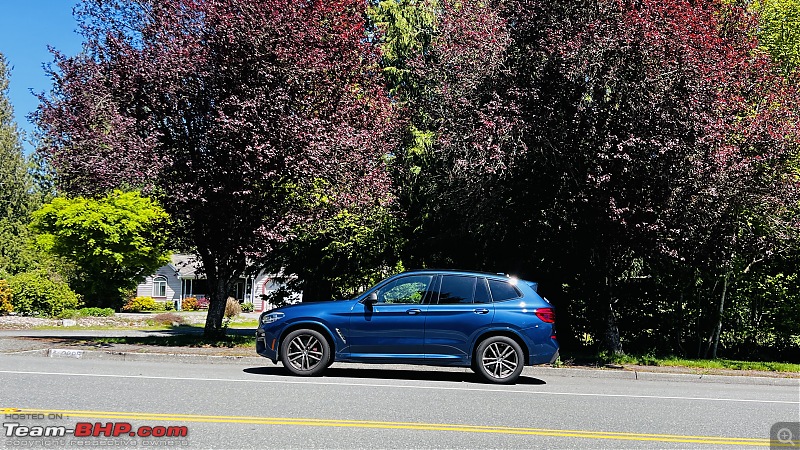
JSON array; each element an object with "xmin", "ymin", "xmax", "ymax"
[{"xmin": 0, "ymin": 1, "xmax": 83, "ymax": 153}]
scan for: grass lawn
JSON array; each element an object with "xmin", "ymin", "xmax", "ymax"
[
  {"xmin": 594, "ymin": 352, "xmax": 800, "ymax": 373},
  {"xmin": 87, "ymin": 334, "xmax": 257, "ymax": 348}
]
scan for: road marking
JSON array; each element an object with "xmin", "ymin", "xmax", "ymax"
[
  {"xmin": 1, "ymin": 407, "xmax": 780, "ymax": 446},
  {"xmin": 0, "ymin": 369, "xmax": 796, "ymax": 405}
]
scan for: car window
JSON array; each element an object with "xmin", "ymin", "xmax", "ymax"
[
  {"xmin": 437, "ymin": 275, "xmax": 477, "ymax": 304},
  {"xmin": 378, "ymin": 275, "xmax": 434, "ymax": 304},
  {"xmin": 474, "ymin": 277, "xmax": 491, "ymax": 303},
  {"xmin": 488, "ymin": 279, "xmax": 522, "ymax": 302}
]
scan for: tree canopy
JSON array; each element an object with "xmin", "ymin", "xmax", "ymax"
[
  {"xmin": 36, "ymin": 0, "xmax": 397, "ymax": 336},
  {"xmin": 30, "ymin": 0, "xmax": 800, "ymax": 358},
  {"xmin": 31, "ymin": 190, "xmax": 171, "ymax": 308},
  {"xmin": 0, "ymin": 53, "xmax": 40, "ymax": 276},
  {"xmin": 377, "ymin": 0, "xmax": 800, "ymax": 353}
]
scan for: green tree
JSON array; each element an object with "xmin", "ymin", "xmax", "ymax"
[
  {"xmin": 31, "ymin": 190, "xmax": 170, "ymax": 308},
  {"xmin": 0, "ymin": 53, "xmax": 40, "ymax": 276},
  {"xmin": 755, "ymin": 0, "xmax": 800, "ymax": 76}
]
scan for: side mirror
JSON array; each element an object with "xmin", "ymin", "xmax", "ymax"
[{"xmin": 364, "ymin": 292, "xmax": 379, "ymax": 305}]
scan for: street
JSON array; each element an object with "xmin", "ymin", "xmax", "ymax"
[{"xmin": 0, "ymin": 353, "xmax": 798, "ymax": 449}]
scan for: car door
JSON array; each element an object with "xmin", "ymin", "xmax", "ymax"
[
  {"xmin": 347, "ymin": 274, "xmax": 434, "ymax": 362},
  {"xmin": 424, "ymin": 275, "xmax": 495, "ymax": 363}
]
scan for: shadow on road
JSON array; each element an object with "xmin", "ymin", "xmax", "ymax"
[{"xmin": 242, "ymin": 366, "xmax": 546, "ymax": 385}]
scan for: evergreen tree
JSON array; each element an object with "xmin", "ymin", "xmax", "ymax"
[{"xmin": 0, "ymin": 53, "xmax": 38, "ymax": 276}]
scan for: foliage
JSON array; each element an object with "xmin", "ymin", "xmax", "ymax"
[
  {"xmin": 7, "ymin": 270, "xmax": 80, "ymax": 316},
  {"xmin": 79, "ymin": 307, "xmax": 115, "ymax": 317},
  {"xmin": 240, "ymin": 302, "xmax": 254, "ymax": 313},
  {"xmin": 378, "ymin": 0, "xmax": 800, "ymax": 357},
  {"xmin": 181, "ymin": 297, "xmax": 199, "ymax": 311},
  {"xmin": 31, "ymin": 190, "xmax": 171, "ymax": 308},
  {"xmin": 55, "ymin": 307, "xmax": 116, "ymax": 319},
  {"xmin": 224, "ymin": 297, "xmax": 241, "ymax": 319},
  {"xmin": 0, "ymin": 279, "xmax": 12, "ymax": 314},
  {"xmin": 36, "ymin": 0, "xmax": 398, "ymax": 338},
  {"xmin": 0, "ymin": 53, "xmax": 43, "ymax": 277},
  {"xmin": 754, "ymin": 0, "xmax": 800, "ymax": 76},
  {"xmin": 122, "ymin": 296, "xmax": 158, "ymax": 312},
  {"xmin": 263, "ymin": 207, "xmax": 402, "ymax": 302}
]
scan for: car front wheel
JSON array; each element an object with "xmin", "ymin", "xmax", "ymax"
[
  {"xmin": 474, "ymin": 336, "xmax": 524, "ymax": 384},
  {"xmin": 280, "ymin": 329, "xmax": 330, "ymax": 376}
]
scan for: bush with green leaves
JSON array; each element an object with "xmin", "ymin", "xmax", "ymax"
[
  {"xmin": 122, "ymin": 296, "xmax": 158, "ymax": 312},
  {"xmin": 79, "ymin": 307, "xmax": 115, "ymax": 317},
  {"xmin": 241, "ymin": 302, "xmax": 254, "ymax": 313},
  {"xmin": 0, "ymin": 280, "xmax": 13, "ymax": 314},
  {"xmin": 7, "ymin": 270, "xmax": 80, "ymax": 316}
]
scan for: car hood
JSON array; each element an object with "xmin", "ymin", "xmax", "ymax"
[{"xmin": 270, "ymin": 299, "xmax": 358, "ymax": 316}]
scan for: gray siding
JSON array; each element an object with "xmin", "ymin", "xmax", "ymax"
[{"xmin": 136, "ymin": 266, "xmax": 181, "ymax": 303}]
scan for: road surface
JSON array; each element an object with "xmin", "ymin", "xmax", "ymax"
[{"xmin": 0, "ymin": 353, "xmax": 797, "ymax": 449}]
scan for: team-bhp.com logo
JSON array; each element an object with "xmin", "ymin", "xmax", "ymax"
[{"xmin": 4, "ymin": 422, "xmax": 188, "ymax": 438}]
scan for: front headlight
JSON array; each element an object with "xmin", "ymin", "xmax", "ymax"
[{"xmin": 261, "ymin": 312, "xmax": 285, "ymax": 325}]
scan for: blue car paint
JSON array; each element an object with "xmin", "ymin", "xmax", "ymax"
[{"xmin": 256, "ymin": 270, "xmax": 559, "ymax": 369}]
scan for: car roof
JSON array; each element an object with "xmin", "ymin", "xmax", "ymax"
[{"xmin": 402, "ymin": 269, "xmax": 518, "ymax": 279}]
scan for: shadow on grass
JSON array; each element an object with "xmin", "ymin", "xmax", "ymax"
[
  {"xmin": 17, "ymin": 327, "xmax": 256, "ymax": 348},
  {"xmin": 243, "ymin": 365, "xmax": 547, "ymax": 385}
]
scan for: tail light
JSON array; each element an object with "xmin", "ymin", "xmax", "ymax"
[{"xmin": 535, "ymin": 307, "xmax": 555, "ymax": 323}]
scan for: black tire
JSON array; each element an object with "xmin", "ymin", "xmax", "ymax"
[
  {"xmin": 474, "ymin": 336, "xmax": 524, "ymax": 384},
  {"xmin": 280, "ymin": 329, "xmax": 330, "ymax": 376}
]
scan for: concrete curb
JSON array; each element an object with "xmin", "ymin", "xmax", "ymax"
[
  {"xmin": 526, "ymin": 366, "xmax": 800, "ymax": 386},
  {"xmin": 4, "ymin": 347, "xmax": 798, "ymax": 386},
  {"xmin": 4, "ymin": 347, "xmax": 267, "ymax": 365}
]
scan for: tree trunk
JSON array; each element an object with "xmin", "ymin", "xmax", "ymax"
[
  {"xmin": 598, "ymin": 275, "xmax": 623, "ymax": 355},
  {"xmin": 204, "ymin": 278, "xmax": 228, "ymax": 339},
  {"xmin": 710, "ymin": 274, "xmax": 729, "ymax": 359},
  {"xmin": 703, "ymin": 273, "xmax": 728, "ymax": 359},
  {"xmin": 602, "ymin": 297, "xmax": 623, "ymax": 354}
]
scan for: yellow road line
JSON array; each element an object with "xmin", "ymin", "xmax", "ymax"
[{"xmin": 4, "ymin": 407, "xmax": 782, "ymax": 447}]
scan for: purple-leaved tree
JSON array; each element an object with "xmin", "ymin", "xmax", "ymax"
[{"xmin": 35, "ymin": 0, "xmax": 397, "ymax": 337}]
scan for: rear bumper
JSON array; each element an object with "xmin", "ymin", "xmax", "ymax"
[{"xmin": 528, "ymin": 339, "xmax": 559, "ymax": 365}]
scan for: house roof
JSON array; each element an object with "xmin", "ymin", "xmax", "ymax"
[{"xmin": 170, "ymin": 254, "xmax": 202, "ymax": 279}]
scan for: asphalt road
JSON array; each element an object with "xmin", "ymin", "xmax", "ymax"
[{"xmin": 0, "ymin": 354, "xmax": 798, "ymax": 449}]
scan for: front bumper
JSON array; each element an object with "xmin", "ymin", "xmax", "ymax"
[{"xmin": 255, "ymin": 328, "xmax": 279, "ymax": 363}]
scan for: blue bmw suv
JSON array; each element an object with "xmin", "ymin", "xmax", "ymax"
[{"xmin": 256, "ymin": 270, "xmax": 559, "ymax": 384}]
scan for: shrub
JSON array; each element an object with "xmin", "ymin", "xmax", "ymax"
[
  {"xmin": 55, "ymin": 309, "xmax": 79, "ymax": 319},
  {"xmin": 241, "ymin": 302, "xmax": 254, "ymax": 313},
  {"xmin": 181, "ymin": 297, "xmax": 199, "ymax": 311},
  {"xmin": 7, "ymin": 270, "xmax": 80, "ymax": 316},
  {"xmin": 122, "ymin": 296, "xmax": 158, "ymax": 312},
  {"xmin": 196, "ymin": 297, "xmax": 209, "ymax": 309},
  {"xmin": 0, "ymin": 280, "xmax": 13, "ymax": 315},
  {"xmin": 78, "ymin": 307, "xmax": 115, "ymax": 317},
  {"xmin": 149, "ymin": 312, "xmax": 186, "ymax": 326},
  {"xmin": 225, "ymin": 297, "xmax": 241, "ymax": 318}
]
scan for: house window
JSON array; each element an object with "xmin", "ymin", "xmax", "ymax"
[{"xmin": 153, "ymin": 276, "xmax": 167, "ymax": 298}]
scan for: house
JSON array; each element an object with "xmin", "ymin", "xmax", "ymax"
[{"xmin": 135, "ymin": 254, "xmax": 298, "ymax": 311}]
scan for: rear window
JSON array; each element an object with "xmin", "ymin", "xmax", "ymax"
[
  {"xmin": 488, "ymin": 279, "xmax": 522, "ymax": 302},
  {"xmin": 437, "ymin": 275, "xmax": 477, "ymax": 304}
]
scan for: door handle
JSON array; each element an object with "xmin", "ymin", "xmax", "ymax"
[
  {"xmin": 473, "ymin": 308, "xmax": 490, "ymax": 314},
  {"xmin": 406, "ymin": 309, "xmax": 422, "ymax": 315}
]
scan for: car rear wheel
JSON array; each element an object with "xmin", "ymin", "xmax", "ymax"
[
  {"xmin": 280, "ymin": 329, "xmax": 330, "ymax": 376},
  {"xmin": 474, "ymin": 336, "xmax": 524, "ymax": 384}
]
